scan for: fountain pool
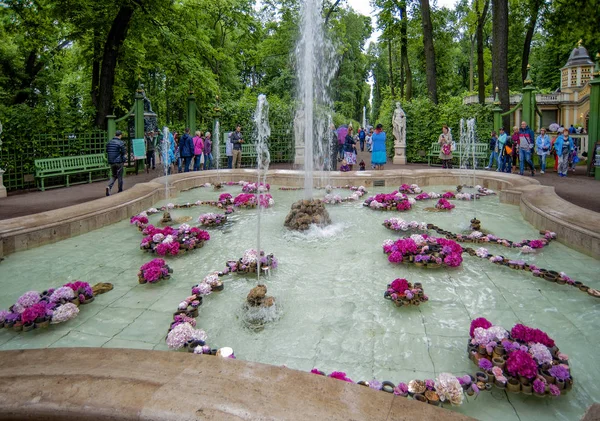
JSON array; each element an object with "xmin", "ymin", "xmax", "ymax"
[{"xmin": 0, "ymin": 184, "xmax": 599, "ymax": 420}]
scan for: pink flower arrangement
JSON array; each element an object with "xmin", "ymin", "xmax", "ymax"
[
  {"xmin": 363, "ymin": 191, "xmax": 411, "ymax": 211},
  {"xmin": 442, "ymin": 191, "xmax": 455, "ymax": 199},
  {"xmin": 506, "ymin": 349, "xmax": 538, "ymax": 379},
  {"xmin": 258, "ymin": 193, "xmax": 274, "ymax": 208},
  {"xmin": 533, "ymin": 378, "xmax": 546, "ymax": 394},
  {"xmin": 138, "ymin": 258, "xmax": 172, "ymax": 283},
  {"xmin": 396, "ymin": 200, "xmax": 412, "ymax": 211},
  {"xmin": 389, "ymin": 278, "xmax": 409, "ymax": 293},
  {"xmin": 64, "ymin": 281, "xmax": 93, "ymax": 299},
  {"xmin": 528, "ymin": 239, "xmax": 545, "ymax": 249},
  {"xmin": 415, "ymin": 192, "xmax": 430, "ymax": 200},
  {"xmin": 218, "ymin": 193, "xmax": 233, "ymax": 204},
  {"xmin": 140, "ymin": 224, "xmax": 210, "ymax": 256},
  {"xmin": 130, "ymin": 215, "xmax": 149, "ymax": 229},
  {"xmin": 435, "ymin": 198, "xmax": 455, "ymax": 210},
  {"xmin": 510, "ymin": 323, "xmax": 555, "ymax": 348},
  {"xmin": 233, "ymin": 193, "xmax": 258, "ymax": 208}
]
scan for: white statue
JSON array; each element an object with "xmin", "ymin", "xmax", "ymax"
[
  {"xmin": 392, "ymin": 103, "xmax": 407, "ymax": 165},
  {"xmin": 392, "ymin": 102, "xmax": 406, "ymax": 147}
]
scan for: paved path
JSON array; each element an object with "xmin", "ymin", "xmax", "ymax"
[{"xmin": 0, "ymin": 155, "xmax": 598, "ymax": 220}]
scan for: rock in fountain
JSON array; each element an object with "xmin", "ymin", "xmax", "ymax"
[
  {"xmin": 246, "ymin": 284, "xmax": 275, "ymax": 308},
  {"xmin": 470, "ymin": 218, "xmax": 481, "ymax": 231},
  {"xmin": 161, "ymin": 211, "xmax": 172, "ymax": 224},
  {"xmin": 284, "ymin": 199, "xmax": 331, "ymax": 231}
]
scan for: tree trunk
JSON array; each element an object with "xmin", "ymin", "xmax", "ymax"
[
  {"xmin": 91, "ymin": 28, "xmax": 101, "ymax": 109},
  {"xmin": 477, "ymin": 0, "xmax": 490, "ymax": 104},
  {"xmin": 521, "ymin": 0, "xmax": 541, "ymax": 82},
  {"xmin": 388, "ymin": 39, "xmax": 395, "ymax": 98},
  {"xmin": 492, "ymin": 0, "xmax": 509, "ymax": 130},
  {"xmin": 469, "ymin": 35, "xmax": 475, "ymax": 92},
  {"xmin": 94, "ymin": 4, "xmax": 136, "ymax": 129},
  {"xmin": 420, "ymin": 0, "xmax": 438, "ymax": 104},
  {"xmin": 400, "ymin": 1, "xmax": 411, "ymax": 100}
]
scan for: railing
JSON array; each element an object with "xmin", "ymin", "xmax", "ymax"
[{"xmin": 0, "ymin": 131, "xmax": 108, "ymax": 191}]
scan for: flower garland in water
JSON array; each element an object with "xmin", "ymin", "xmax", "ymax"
[
  {"xmin": 462, "ymin": 245, "xmax": 600, "ymax": 298},
  {"xmin": 309, "ymin": 369, "xmax": 480, "ymax": 406},
  {"xmin": 0, "ymin": 281, "xmax": 108, "ymax": 332},
  {"xmin": 241, "ymin": 182, "xmax": 270, "ymax": 193},
  {"xmin": 382, "ymin": 217, "xmax": 428, "ymax": 233},
  {"xmin": 140, "ymin": 224, "xmax": 210, "ymax": 256},
  {"xmin": 435, "ymin": 198, "xmax": 455, "ymax": 210},
  {"xmin": 232, "ymin": 193, "xmax": 274, "ymax": 209},
  {"xmin": 138, "ymin": 258, "xmax": 173, "ymax": 284},
  {"xmin": 467, "ymin": 318, "xmax": 573, "ymax": 397},
  {"xmin": 165, "ymin": 250, "xmax": 278, "ymax": 355},
  {"xmin": 384, "ymin": 279, "xmax": 428, "ymax": 307},
  {"xmin": 427, "ymin": 224, "xmax": 557, "ymax": 253}
]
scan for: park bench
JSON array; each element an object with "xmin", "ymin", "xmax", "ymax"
[
  {"xmin": 34, "ymin": 154, "xmax": 110, "ymax": 191},
  {"xmin": 428, "ymin": 142, "xmax": 489, "ymax": 167},
  {"xmin": 220, "ymin": 132, "xmax": 258, "ymax": 167}
]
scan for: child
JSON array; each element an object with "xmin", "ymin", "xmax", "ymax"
[
  {"xmin": 359, "ymin": 160, "xmax": 366, "ymax": 171},
  {"xmin": 569, "ymin": 145, "xmax": 579, "ymax": 172},
  {"xmin": 339, "ymin": 159, "xmax": 350, "ymax": 172}
]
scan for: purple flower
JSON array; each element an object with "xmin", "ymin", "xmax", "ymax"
[
  {"xmin": 393, "ymin": 382, "xmax": 408, "ymax": 395},
  {"xmin": 425, "ymin": 379, "xmax": 435, "ymax": 390},
  {"xmin": 533, "ymin": 379, "xmax": 546, "ymax": 394},
  {"xmin": 369, "ymin": 380, "xmax": 382, "ymax": 390},
  {"xmin": 549, "ymin": 384, "xmax": 560, "ymax": 396},
  {"xmin": 479, "ymin": 358, "xmax": 493, "ymax": 371},
  {"xmin": 549, "ymin": 365, "xmax": 570, "ymax": 381}
]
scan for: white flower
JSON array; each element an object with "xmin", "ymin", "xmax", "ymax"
[
  {"xmin": 192, "ymin": 329, "xmax": 208, "ymax": 342},
  {"xmin": 166, "ymin": 322, "xmax": 195, "ymax": 349},
  {"xmin": 435, "ymin": 373, "xmax": 463, "ymax": 406},
  {"xmin": 147, "ymin": 208, "xmax": 158, "ymax": 213},
  {"xmin": 469, "ymin": 231, "xmax": 483, "ymax": 239},
  {"xmin": 476, "ymin": 247, "xmax": 489, "ymax": 258},
  {"xmin": 349, "ymin": 193, "xmax": 359, "ymax": 201},
  {"xmin": 238, "ymin": 180, "xmax": 246, "ymax": 185},
  {"xmin": 178, "ymin": 301, "xmax": 188, "ymax": 310},
  {"xmin": 162, "ymin": 235, "xmax": 175, "ymax": 244},
  {"xmin": 204, "ymin": 183, "xmax": 212, "ymax": 187},
  {"xmin": 429, "ymin": 192, "xmax": 441, "ymax": 199},
  {"xmin": 153, "ymin": 233, "xmax": 165, "ymax": 243},
  {"xmin": 418, "ymin": 223, "xmax": 428, "ymax": 231},
  {"xmin": 382, "ymin": 239, "xmax": 394, "ymax": 248},
  {"xmin": 521, "ymin": 245, "xmax": 534, "ymax": 253},
  {"xmin": 50, "ymin": 303, "xmax": 80, "ymax": 324},
  {"xmin": 166, "ymin": 203, "xmax": 175, "ymax": 209},
  {"xmin": 139, "ymin": 211, "xmax": 148, "ymax": 218},
  {"xmin": 414, "ymin": 187, "xmax": 422, "ymax": 193},
  {"xmin": 408, "ymin": 198, "xmax": 416, "ymax": 205},
  {"xmin": 203, "ymin": 272, "xmax": 221, "ymax": 286},
  {"xmin": 410, "ymin": 184, "xmax": 419, "ymax": 189},
  {"xmin": 410, "ymin": 234, "xmax": 426, "ymax": 246},
  {"xmin": 268, "ymin": 198, "xmax": 275, "ymax": 206},
  {"xmin": 195, "ymin": 200, "xmax": 203, "ymax": 205}
]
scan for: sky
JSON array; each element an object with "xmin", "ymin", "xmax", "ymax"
[{"xmin": 346, "ymin": 0, "xmax": 458, "ymax": 48}]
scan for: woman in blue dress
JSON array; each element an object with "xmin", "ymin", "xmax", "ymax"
[{"xmin": 371, "ymin": 123, "xmax": 387, "ymax": 170}]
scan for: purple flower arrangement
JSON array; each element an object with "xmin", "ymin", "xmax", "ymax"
[
  {"xmin": 241, "ymin": 182, "xmax": 270, "ymax": 193},
  {"xmin": 130, "ymin": 214, "xmax": 149, "ymax": 230},
  {"xmin": 140, "ymin": 224, "xmax": 210, "ymax": 256},
  {"xmin": 383, "ymin": 236, "xmax": 463, "ymax": 269},
  {"xmin": 363, "ymin": 191, "xmax": 411, "ymax": 211},
  {"xmin": 384, "ymin": 278, "xmax": 428, "ymax": 307},
  {"xmin": 1, "ymin": 281, "xmax": 99, "ymax": 331},
  {"xmin": 468, "ymin": 317, "xmax": 572, "ymax": 397},
  {"xmin": 442, "ymin": 191, "xmax": 456, "ymax": 199},
  {"xmin": 138, "ymin": 258, "xmax": 172, "ymax": 284}
]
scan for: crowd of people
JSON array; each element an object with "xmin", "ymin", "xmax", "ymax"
[
  {"xmin": 483, "ymin": 121, "xmax": 579, "ymax": 177},
  {"xmin": 331, "ymin": 123, "xmax": 387, "ymax": 172}
]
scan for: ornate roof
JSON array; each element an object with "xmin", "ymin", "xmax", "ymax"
[{"xmin": 563, "ymin": 42, "xmax": 594, "ymax": 68}]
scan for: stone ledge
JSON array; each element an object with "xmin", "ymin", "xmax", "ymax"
[{"xmin": 0, "ymin": 348, "xmax": 475, "ymax": 421}]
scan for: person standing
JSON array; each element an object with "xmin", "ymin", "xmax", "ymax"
[
  {"xmin": 554, "ymin": 128, "xmax": 574, "ymax": 177},
  {"xmin": 337, "ymin": 126, "xmax": 346, "ymax": 161},
  {"xmin": 485, "ymin": 131, "xmax": 498, "ymax": 170},
  {"xmin": 358, "ymin": 127, "xmax": 366, "ymax": 152},
  {"xmin": 106, "ymin": 130, "xmax": 126, "ymax": 196},
  {"xmin": 192, "ymin": 131, "xmax": 204, "ymax": 171},
  {"xmin": 179, "ymin": 128, "xmax": 195, "ymax": 172},
  {"xmin": 231, "ymin": 125, "xmax": 244, "ymax": 168},
  {"xmin": 371, "ymin": 123, "xmax": 387, "ymax": 170},
  {"xmin": 367, "ymin": 128, "xmax": 373, "ymax": 152},
  {"xmin": 535, "ymin": 127, "xmax": 551, "ymax": 174},
  {"xmin": 502, "ymin": 134, "xmax": 514, "ymax": 173},
  {"xmin": 518, "ymin": 121, "xmax": 535, "ymax": 176},
  {"xmin": 226, "ymin": 131, "xmax": 233, "ymax": 169},
  {"xmin": 438, "ymin": 125, "xmax": 453, "ymax": 169},
  {"xmin": 496, "ymin": 127, "xmax": 507, "ymax": 171},
  {"xmin": 344, "ymin": 127, "xmax": 357, "ymax": 170},
  {"xmin": 511, "ymin": 126, "xmax": 520, "ymax": 173},
  {"xmin": 145, "ymin": 131, "xmax": 156, "ymax": 173},
  {"xmin": 203, "ymin": 132, "xmax": 213, "ymax": 170}
]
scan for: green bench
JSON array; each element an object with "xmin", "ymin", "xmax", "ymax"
[
  {"xmin": 428, "ymin": 143, "xmax": 489, "ymax": 167},
  {"xmin": 34, "ymin": 154, "xmax": 110, "ymax": 191},
  {"xmin": 220, "ymin": 133, "xmax": 258, "ymax": 167}
]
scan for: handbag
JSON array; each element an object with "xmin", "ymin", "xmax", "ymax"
[{"xmin": 450, "ymin": 141, "xmax": 456, "ymax": 151}]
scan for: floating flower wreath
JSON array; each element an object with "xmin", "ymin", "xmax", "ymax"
[
  {"xmin": 363, "ymin": 191, "xmax": 412, "ymax": 211},
  {"xmin": 197, "ymin": 213, "xmax": 228, "ymax": 227},
  {"xmin": 384, "ymin": 279, "xmax": 428, "ymax": 307},
  {"xmin": 138, "ymin": 258, "xmax": 172, "ymax": 284},
  {"xmin": 140, "ymin": 224, "xmax": 210, "ymax": 256},
  {"xmin": 382, "ymin": 217, "xmax": 428, "ymax": 233}
]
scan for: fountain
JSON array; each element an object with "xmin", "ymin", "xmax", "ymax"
[
  {"xmin": 286, "ymin": 0, "xmax": 336, "ymax": 230},
  {"xmin": 254, "ymin": 94, "xmax": 271, "ymax": 281}
]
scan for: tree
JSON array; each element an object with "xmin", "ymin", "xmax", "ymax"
[
  {"xmin": 419, "ymin": 0, "xmax": 437, "ymax": 104},
  {"xmin": 475, "ymin": 0, "xmax": 490, "ymax": 104},
  {"xmin": 521, "ymin": 0, "xmax": 544, "ymax": 82},
  {"xmin": 492, "ymin": 0, "xmax": 509, "ymax": 129}
]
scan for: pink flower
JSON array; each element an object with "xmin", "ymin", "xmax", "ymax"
[
  {"xmin": 329, "ymin": 371, "xmax": 353, "ymax": 383},
  {"xmin": 470, "ymin": 318, "xmax": 492, "ymax": 338},
  {"xmin": 390, "ymin": 279, "xmax": 409, "ymax": 293},
  {"xmin": 506, "ymin": 350, "xmax": 538, "ymax": 379}
]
